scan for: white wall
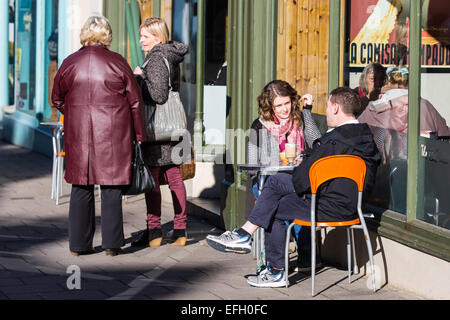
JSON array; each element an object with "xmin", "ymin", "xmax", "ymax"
[
  {"xmin": 421, "ymin": 73, "xmax": 450, "ymax": 122},
  {"xmin": 58, "ymin": 0, "xmax": 103, "ymax": 64}
]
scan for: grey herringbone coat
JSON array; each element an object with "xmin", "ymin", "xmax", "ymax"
[{"xmin": 138, "ymin": 41, "xmax": 189, "ymax": 167}]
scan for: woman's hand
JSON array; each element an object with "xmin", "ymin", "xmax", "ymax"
[
  {"xmin": 133, "ymin": 66, "xmax": 143, "ymax": 75},
  {"xmin": 301, "ymin": 94, "xmax": 313, "ymax": 109}
]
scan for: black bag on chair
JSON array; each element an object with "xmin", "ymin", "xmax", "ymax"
[{"xmin": 124, "ymin": 143, "xmax": 155, "ymax": 195}]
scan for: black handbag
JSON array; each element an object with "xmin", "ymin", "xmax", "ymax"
[{"xmin": 124, "ymin": 143, "xmax": 155, "ymax": 195}]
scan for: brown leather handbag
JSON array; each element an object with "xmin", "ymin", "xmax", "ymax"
[
  {"xmin": 158, "ymin": 150, "xmax": 195, "ymax": 185},
  {"xmin": 180, "ymin": 155, "xmax": 195, "ymax": 181}
]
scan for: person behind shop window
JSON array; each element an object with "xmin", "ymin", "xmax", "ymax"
[
  {"xmin": 358, "ymin": 66, "xmax": 450, "ymax": 158},
  {"xmin": 353, "ymin": 62, "xmax": 387, "ymax": 116},
  {"xmin": 206, "ymin": 87, "xmax": 381, "ymax": 288},
  {"xmin": 51, "ymin": 15, "xmax": 146, "ymax": 257},
  {"xmin": 47, "ymin": 28, "xmax": 58, "ymax": 61},
  {"xmin": 131, "ymin": 17, "xmax": 190, "ymax": 248}
]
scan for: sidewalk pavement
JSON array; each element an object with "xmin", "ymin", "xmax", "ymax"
[{"xmin": 0, "ymin": 137, "xmax": 423, "ymax": 301}]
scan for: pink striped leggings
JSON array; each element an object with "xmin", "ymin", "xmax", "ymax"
[{"xmin": 145, "ymin": 165, "xmax": 187, "ymax": 230}]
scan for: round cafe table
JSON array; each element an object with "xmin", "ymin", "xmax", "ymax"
[{"xmin": 237, "ymin": 160, "xmax": 302, "ymax": 273}]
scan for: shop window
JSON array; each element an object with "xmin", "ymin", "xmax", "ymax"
[
  {"xmin": 203, "ymin": 0, "xmax": 227, "ymax": 146},
  {"xmin": 15, "ymin": 0, "xmax": 37, "ymax": 113},
  {"xmin": 344, "ymin": 0, "xmax": 411, "ymax": 215},
  {"xmin": 47, "ymin": 0, "xmax": 58, "ymax": 121},
  {"xmin": 172, "ymin": 0, "xmax": 198, "ymax": 133},
  {"xmin": 9, "ymin": 1, "xmax": 15, "ymax": 106},
  {"xmin": 418, "ymin": 0, "xmax": 450, "ymax": 230}
]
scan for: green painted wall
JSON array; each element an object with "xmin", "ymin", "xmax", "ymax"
[
  {"xmin": 103, "ymin": 0, "xmax": 128, "ymax": 59},
  {"xmin": 221, "ymin": 0, "xmax": 277, "ymax": 230}
]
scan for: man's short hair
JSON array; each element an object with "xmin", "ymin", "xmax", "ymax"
[{"xmin": 329, "ymin": 87, "xmax": 362, "ymax": 116}]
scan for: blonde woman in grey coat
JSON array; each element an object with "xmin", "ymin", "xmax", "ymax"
[{"xmin": 132, "ymin": 17, "xmax": 189, "ymax": 247}]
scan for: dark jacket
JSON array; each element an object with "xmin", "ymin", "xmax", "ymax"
[
  {"xmin": 52, "ymin": 45, "xmax": 145, "ymax": 186},
  {"xmin": 138, "ymin": 41, "xmax": 189, "ymax": 166},
  {"xmin": 292, "ymin": 123, "xmax": 381, "ymax": 222}
]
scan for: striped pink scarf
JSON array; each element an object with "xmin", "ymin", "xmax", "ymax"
[{"xmin": 259, "ymin": 115, "xmax": 305, "ymax": 154}]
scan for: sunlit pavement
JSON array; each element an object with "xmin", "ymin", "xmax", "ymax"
[{"xmin": 0, "ymin": 138, "xmax": 423, "ymax": 300}]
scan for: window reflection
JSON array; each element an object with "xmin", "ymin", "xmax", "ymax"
[
  {"xmin": 172, "ymin": 0, "xmax": 197, "ymax": 134},
  {"xmin": 418, "ymin": 0, "xmax": 450, "ymax": 230},
  {"xmin": 16, "ymin": 0, "xmax": 37, "ymax": 112},
  {"xmin": 345, "ymin": 0, "xmax": 411, "ymax": 214}
]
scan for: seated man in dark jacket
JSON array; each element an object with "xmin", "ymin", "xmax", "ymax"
[{"xmin": 206, "ymin": 87, "xmax": 381, "ymax": 288}]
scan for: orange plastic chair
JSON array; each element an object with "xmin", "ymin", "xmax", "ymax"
[{"xmin": 284, "ymin": 154, "xmax": 376, "ymax": 296}]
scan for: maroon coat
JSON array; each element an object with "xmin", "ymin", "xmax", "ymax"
[{"xmin": 52, "ymin": 45, "xmax": 146, "ymax": 186}]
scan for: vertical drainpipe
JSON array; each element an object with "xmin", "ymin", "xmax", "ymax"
[
  {"xmin": 328, "ymin": 0, "xmax": 340, "ymax": 93},
  {"xmin": 125, "ymin": 1, "xmax": 139, "ymax": 70},
  {"xmin": 35, "ymin": 0, "xmax": 46, "ymax": 120},
  {"xmin": 130, "ymin": 0, "xmax": 143, "ymax": 65},
  {"xmin": 406, "ymin": 0, "xmax": 422, "ymax": 223},
  {"xmin": 0, "ymin": 0, "xmax": 9, "ymax": 114},
  {"xmin": 194, "ymin": 0, "xmax": 205, "ymax": 159}
]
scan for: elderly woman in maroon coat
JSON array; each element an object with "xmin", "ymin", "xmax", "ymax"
[{"xmin": 52, "ymin": 16, "xmax": 145, "ymax": 256}]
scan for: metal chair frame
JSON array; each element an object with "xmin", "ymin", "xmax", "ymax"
[
  {"xmin": 51, "ymin": 125, "xmax": 65, "ymax": 205},
  {"xmin": 284, "ymin": 155, "xmax": 376, "ymax": 296}
]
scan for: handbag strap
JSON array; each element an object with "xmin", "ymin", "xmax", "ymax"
[
  {"xmin": 135, "ymin": 143, "xmax": 145, "ymax": 163},
  {"xmin": 162, "ymin": 57, "xmax": 172, "ymax": 91},
  {"xmin": 141, "ymin": 56, "xmax": 172, "ymax": 91}
]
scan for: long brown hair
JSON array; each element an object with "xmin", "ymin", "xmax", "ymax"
[{"xmin": 257, "ymin": 80, "xmax": 302, "ymax": 127}]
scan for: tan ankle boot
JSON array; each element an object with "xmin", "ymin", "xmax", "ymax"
[
  {"xmin": 148, "ymin": 228, "xmax": 163, "ymax": 247},
  {"xmin": 168, "ymin": 229, "xmax": 187, "ymax": 246}
]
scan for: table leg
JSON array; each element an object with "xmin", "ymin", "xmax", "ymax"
[{"xmin": 255, "ymin": 174, "xmax": 267, "ymax": 272}]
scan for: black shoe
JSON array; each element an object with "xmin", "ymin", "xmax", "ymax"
[
  {"xmin": 131, "ymin": 229, "xmax": 149, "ymax": 247},
  {"xmin": 70, "ymin": 249, "xmax": 95, "ymax": 256},
  {"xmin": 105, "ymin": 248, "xmax": 124, "ymax": 256}
]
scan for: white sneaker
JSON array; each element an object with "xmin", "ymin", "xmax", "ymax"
[
  {"xmin": 247, "ymin": 267, "xmax": 287, "ymax": 288},
  {"xmin": 206, "ymin": 229, "xmax": 252, "ymax": 254}
]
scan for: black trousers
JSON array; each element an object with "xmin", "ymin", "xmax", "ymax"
[{"xmin": 68, "ymin": 185, "xmax": 125, "ymax": 252}]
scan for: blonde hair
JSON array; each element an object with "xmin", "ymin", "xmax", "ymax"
[
  {"xmin": 388, "ymin": 66, "xmax": 409, "ymax": 88},
  {"xmin": 139, "ymin": 17, "xmax": 169, "ymax": 44},
  {"xmin": 80, "ymin": 15, "xmax": 112, "ymax": 47}
]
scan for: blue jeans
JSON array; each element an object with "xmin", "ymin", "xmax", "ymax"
[{"xmin": 249, "ymin": 173, "xmax": 311, "ymax": 269}]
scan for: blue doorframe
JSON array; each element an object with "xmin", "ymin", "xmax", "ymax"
[
  {"xmin": 3, "ymin": 0, "xmax": 58, "ymax": 157},
  {"xmin": 0, "ymin": 0, "xmax": 9, "ymax": 116}
]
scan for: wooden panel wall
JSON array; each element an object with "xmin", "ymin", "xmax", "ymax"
[
  {"xmin": 137, "ymin": 0, "xmax": 153, "ymax": 20},
  {"xmin": 137, "ymin": 0, "xmax": 173, "ymax": 36},
  {"xmin": 277, "ymin": 0, "xmax": 329, "ymax": 115},
  {"xmin": 161, "ymin": 0, "xmax": 173, "ymax": 37}
]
